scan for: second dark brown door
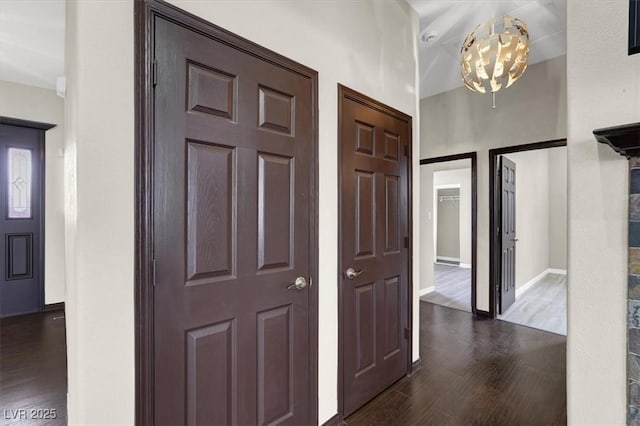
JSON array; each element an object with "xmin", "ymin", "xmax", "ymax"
[
  {"xmin": 153, "ymin": 17, "xmax": 316, "ymax": 425},
  {"xmin": 339, "ymin": 86, "xmax": 411, "ymax": 417}
]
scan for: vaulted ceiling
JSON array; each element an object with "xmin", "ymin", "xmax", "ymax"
[
  {"xmin": 406, "ymin": 0, "xmax": 567, "ymax": 99},
  {"xmin": 0, "ymin": 0, "xmax": 566, "ymax": 98},
  {"xmin": 0, "ymin": 0, "xmax": 65, "ymax": 90}
]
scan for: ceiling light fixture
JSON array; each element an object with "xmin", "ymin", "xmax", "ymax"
[{"xmin": 460, "ymin": 16, "xmax": 529, "ymax": 107}]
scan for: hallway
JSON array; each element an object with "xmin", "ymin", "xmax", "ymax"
[{"xmin": 346, "ymin": 302, "xmax": 566, "ymax": 425}]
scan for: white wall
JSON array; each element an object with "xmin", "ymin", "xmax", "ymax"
[
  {"xmin": 64, "ymin": 1, "xmax": 420, "ymax": 424},
  {"xmin": 65, "ymin": 1, "xmax": 135, "ymax": 424},
  {"xmin": 434, "ymin": 168, "xmax": 471, "ymax": 266},
  {"xmin": 507, "ymin": 149, "xmax": 550, "ymax": 290},
  {"xmin": 507, "ymin": 147, "xmax": 568, "ymax": 290},
  {"xmin": 420, "ymin": 166, "xmax": 434, "ymax": 291},
  {"xmin": 419, "ymin": 160, "xmax": 470, "ymax": 291},
  {"xmin": 421, "ymin": 55, "xmax": 567, "ymax": 311},
  {"xmin": 0, "ymin": 80, "xmax": 65, "ymax": 304},
  {"xmin": 567, "ymin": 0, "xmax": 640, "ymax": 423},
  {"xmin": 548, "ymin": 147, "xmax": 567, "ymax": 270},
  {"xmin": 435, "ymin": 188, "xmax": 460, "ymax": 260}
]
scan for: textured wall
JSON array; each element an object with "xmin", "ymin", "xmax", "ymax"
[{"xmin": 566, "ymin": 0, "xmax": 639, "ymax": 423}]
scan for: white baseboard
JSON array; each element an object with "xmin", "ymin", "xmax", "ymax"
[
  {"xmin": 516, "ymin": 270, "xmax": 547, "ymax": 298},
  {"xmin": 516, "ymin": 268, "xmax": 567, "ymax": 298},
  {"xmin": 419, "ymin": 286, "xmax": 435, "ymax": 296},
  {"xmin": 436, "ymin": 256, "xmax": 460, "ymax": 263},
  {"xmin": 459, "ymin": 263, "xmax": 471, "ymax": 269}
]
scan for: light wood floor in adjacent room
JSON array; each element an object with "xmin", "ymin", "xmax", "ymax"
[
  {"xmin": 421, "ymin": 265, "xmax": 567, "ymax": 336},
  {"xmin": 420, "ymin": 263, "xmax": 472, "ymax": 313},
  {"xmin": 499, "ymin": 273, "xmax": 567, "ymax": 336}
]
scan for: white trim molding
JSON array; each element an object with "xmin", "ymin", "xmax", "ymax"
[
  {"xmin": 434, "ymin": 183, "xmax": 461, "ymax": 190},
  {"xmin": 436, "ymin": 256, "xmax": 460, "ymax": 263},
  {"xmin": 459, "ymin": 263, "xmax": 471, "ymax": 269},
  {"xmin": 516, "ymin": 268, "xmax": 568, "ymax": 298},
  {"xmin": 419, "ymin": 286, "xmax": 435, "ymax": 297},
  {"xmin": 546, "ymin": 268, "xmax": 567, "ymax": 275}
]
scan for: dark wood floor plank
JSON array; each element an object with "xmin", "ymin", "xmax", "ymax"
[
  {"xmin": 0, "ymin": 311, "xmax": 67, "ymax": 425},
  {"xmin": 346, "ymin": 302, "xmax": 566, "ymax": 426}
]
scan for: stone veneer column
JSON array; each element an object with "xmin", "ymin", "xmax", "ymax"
[
  {"xmin": 592, "ymin": 122, "xmax": 640, "ymax": 424},
  {"xmin": 629, "ymin": 157, "xmax": 640, "ymax": 424}
]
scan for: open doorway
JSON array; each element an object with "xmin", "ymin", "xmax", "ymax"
[
  {"xmin": 490, "ymin": 140, "xmax": 568, "ymax": 335},
  {"xmin": 435, "ymin": 186, "xmax": 463, "ymax": 266},
  {"xmin": 419, "ymin": 153, "xmax": 477, "ymax": 314},
  {"xmin": 0, "ymin": 0, "xmax": 68, "ymax": 423}
]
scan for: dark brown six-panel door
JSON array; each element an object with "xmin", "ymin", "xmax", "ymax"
[
  {"xmin": 499, "ymin": 156, "xmax": 517, "ymax": 314},
  {"xmin": 339, "ymin": 86, "xmax": 411, "ymax": 417},
  {"xmin": 152, "ymin": 16, "xmax": 316, "ymax": 425}
]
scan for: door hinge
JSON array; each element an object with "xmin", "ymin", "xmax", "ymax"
[
  {"xmin": 309, "ymin": 276, "xmax": 313, "ymax": 288},
  {"xmin": 404, "ymin": 327, "xmax": 411, "ymax": 339},
  {"xmin": 404, "ymin": 236, "xmax": 409, "ymax": 248},
  {"xmin": 152, "ymin": 259, "xmax": 157, "ymax": 286},
  {"xmin": 152, "ymin": 59, "xmax": 158, "ymax": 87}
]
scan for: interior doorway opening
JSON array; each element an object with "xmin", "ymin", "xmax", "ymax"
[
  {"xmin": 419, "ymin": 153, "xmax": 477, "ymax": 314},
  {"xmin": 0, "ymin": 0, "xmax": 68, "ymax": 421},
  {"xmin": 490, "ymin": 140, "xmax": 568, "ymax": 335}
]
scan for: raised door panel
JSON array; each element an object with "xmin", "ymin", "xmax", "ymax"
[
  {"xmin": 257, "ymin": 305, "xmax": 294, "ymax": 425},
  {"xmin": 355, "ymin": 171, "xmax": 375, "ymax": 259},
  {"xmin": 186, "ymin": 320, "xmax": 237, "ymax": 425},
  {"xmin": 257, "ymin": 153, "xmax": 294, "ymax": 272},
  {"xmin": 354, "ymin": 283, "xmax": 376, "ymax": 376},
  {"xmin": 187, "ymin": 62, "xmax": 237, "ymax": 120},
  {"xmin": 383, "ymin": 131, "xmax": 399, "ymax": 161},
  {"xmin": 355, "ymin": 122, "xmax": 374, "ymax": 156},
  {"xmin": 384, "ymin": 175, "xmax": 400, "ymax": 254},
  {"xmin": 383, "ymin": 276, "xmax": 401, "ymax": 360},
  {"xmin": 258, "ymin": 86, "xmax": 294, "ymax": 136},
  {"xmin": 6, "ymin": 234, "xmax": 33, "ymax": 280},
  {"xmin": 186, "ymin": 142, "xmax": 236, "ymax": 284}
]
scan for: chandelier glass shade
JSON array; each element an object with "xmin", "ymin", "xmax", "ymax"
[{"xmin": 460, "ymin": 16, "xmax": 530, "ymax": 94}]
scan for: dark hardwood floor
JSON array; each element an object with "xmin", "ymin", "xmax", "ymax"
[
  {"xmin": 346, "ymin": 302, "xmax": 566, "ymax": 426},
  {"xmin": 1, "ymin": 310, "xmax": 67, "ymax": 425},
  {"xmin": 0, "ymin": 304, "xmax": 566, "ymax": 426}
]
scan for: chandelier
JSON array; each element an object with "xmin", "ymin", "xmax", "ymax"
[{"xmin": 460, "ymin": 16, "xmax": 530, "ymax": 95}]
